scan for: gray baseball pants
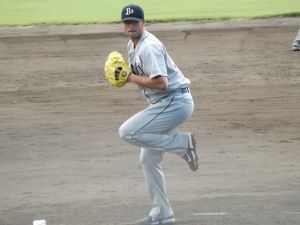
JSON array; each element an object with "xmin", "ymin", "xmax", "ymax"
[{"xmin": 119, "ymin": 91, "xmax": 194, "ymax": 219}]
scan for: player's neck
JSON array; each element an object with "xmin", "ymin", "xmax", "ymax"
[
  {"xmin": 131, "ymin": 30, "xmax": 144, "ymax": 48},
  {"xmin": 131, "ymin": 38, "xmax": 139, "ymax": 47}
]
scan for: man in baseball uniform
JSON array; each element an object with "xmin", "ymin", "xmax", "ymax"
[{"xmin": 118, "ymin": 4, "xmax": 198, "ymax": 225}]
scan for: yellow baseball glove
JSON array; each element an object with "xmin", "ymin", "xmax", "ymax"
[{"xmin": 104, "ymin": 51, "xmax": 131, "ymax": 87}]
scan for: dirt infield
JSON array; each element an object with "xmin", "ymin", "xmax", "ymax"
[{"xmin": 0, "ymin": 18, "xmax": 300, "ymax": 225}]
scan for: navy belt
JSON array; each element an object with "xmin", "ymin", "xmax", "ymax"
[{"xmin": 180, "ymin": 87, "xmax": 190, "ymax": 93}]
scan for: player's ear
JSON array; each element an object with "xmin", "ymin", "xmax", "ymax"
[{"xmin": 141, "ymin": 20, "xmax": 146, "ymax": 27}]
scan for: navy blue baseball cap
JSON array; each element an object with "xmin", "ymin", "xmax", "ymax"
[{"xmin": 121, "ymin": 4, "xmax": 144, "ymax": 22}]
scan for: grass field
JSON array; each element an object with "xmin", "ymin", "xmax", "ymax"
[{"xmin": 0, "ymin": 0, "xmax": 300, "ymax": 26}]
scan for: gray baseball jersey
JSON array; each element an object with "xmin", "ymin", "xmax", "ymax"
[{"xmin": 127, "ymin": 30, "xmax": 191, "ymax": 103}]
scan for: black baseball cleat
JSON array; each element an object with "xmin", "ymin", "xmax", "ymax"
[
  {"xmin": 182, "ymin": 133, "xmax": 198, "ymax": 171},
  {"xmin": 135, "ymin": 215, "xmax": 175, "ymax": 225},
  {"xmin": 293, "ymin": 40, "xmax": 300, "ymax": 51}
]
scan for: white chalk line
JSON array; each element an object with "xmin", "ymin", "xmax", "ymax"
[
  {"xmin": 192, "ymin": 212, "xmax": 300, "ymax": 216},
  {"xmin": 191, "ymin": 212, "xmax": 229, "ymax": 216},
  {"xmin": 282, "ymin": 212, "xmax": 300, "ymax": 214}
]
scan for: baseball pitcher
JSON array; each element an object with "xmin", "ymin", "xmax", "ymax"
[{"xmin": 104, "ymin": 4, "xmax": 199, "ymax": 225}]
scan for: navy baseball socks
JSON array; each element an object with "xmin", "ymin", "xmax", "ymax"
[{"xmin": 182, "ymin": 133, "xmax": 198, "ymax": 171}]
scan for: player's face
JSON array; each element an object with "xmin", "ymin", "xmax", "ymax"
[{"xmin": 123, "ymin": 20, "xmax": 145, "ymax": 40}]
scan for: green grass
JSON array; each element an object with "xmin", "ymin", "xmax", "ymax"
[{"xmin": 0, "ymin": 0, "xmax": 299, "ymax": 26}]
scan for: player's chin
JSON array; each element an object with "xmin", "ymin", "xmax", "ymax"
[{"xmin": 126, "ymin": 31, "xmax": 139, "ymax": 38}]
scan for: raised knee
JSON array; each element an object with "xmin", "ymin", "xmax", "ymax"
[
  {"xmin": 119, "ymin": 124, "xmax": 134, "ymax": 142},
  {"xmin": 119, "ymin": 125, "xmax": 127, "ymax": 140}
]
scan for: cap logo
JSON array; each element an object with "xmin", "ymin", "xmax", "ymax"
[{"xmin": 125, "ymin": 7, "xmax": 134, "ymax": 16}]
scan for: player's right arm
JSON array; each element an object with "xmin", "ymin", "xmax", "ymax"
[{"xmin": 128, "ymin": 73, "xmax": 168, "ymax": 91}]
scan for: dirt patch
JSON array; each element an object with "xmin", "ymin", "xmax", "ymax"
[{"xmin": 0, "ymin": 18, "xmax": 299, "ymax": 225}]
